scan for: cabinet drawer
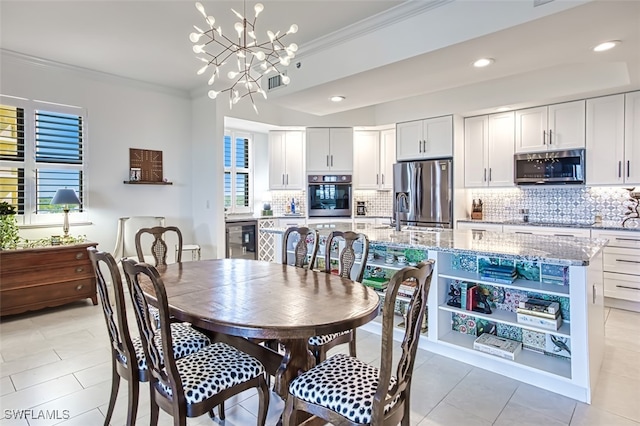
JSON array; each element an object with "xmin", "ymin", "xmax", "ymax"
[
  {"xmin": 1, "ymin": 247, "xmax": 91, "ymax": 273},
  {"xmin": 1, "ymin": 262, "xmax": 93, "ymax": 290},
  {"xmin": 604, "ymin": 272, "xmax": 640, "ymax": 302},
  {"xmin": 603, "ymin": 248, "xmax": 640, "ymax": 275},
  {"xmin": 595, "ymin": 232, "xmax": 640, "ymax": 249},
  {"xmin": 0, "ymin": 278, "xmax": 96, "ymax": 311}
]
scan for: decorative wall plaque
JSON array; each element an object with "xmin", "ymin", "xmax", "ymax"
[{"xmin": 129, "ymin": 148, "xmax": 163, "ymax": 182}]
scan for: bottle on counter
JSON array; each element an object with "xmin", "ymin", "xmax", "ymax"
[{"xmin": 291, "ymin": 198, "xmax": 296, "ymax": 214}]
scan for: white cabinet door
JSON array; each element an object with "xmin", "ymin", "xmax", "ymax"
[
  {"xmin": 586, "ymin": 94, "xmax": 625, "ymax": 185},
  {"xmin": 380, "ymin": 129, "xmax": 396, "ymax": 190},
  {"xmin": 329, "ymin": 128, "xmax": 354, "ymax": 173},
  {"xmin": 354, "ymin": 131, "xmax": 380, "ymax": 189},
  {"xmin": 396, "ymin": 120, "xmax": 423, "ymax": 161},
  {"xmin": 548, "ymin": 100, "xmax": 585, "ymax": 151},
  {"xmin": 284, "ymin": 131, "xmax": 304, "ymax": 189},
  {"xmin": 423, "ymin": 116, "xmax": 453, "ymax": 158},
  {"xmin": 625, "ymin": 91, "xmax": 640, "ymax": 185},
  {"xmin": 503, "ymin": 225, "xmax": 590, "ymax": 238},
  {"xmin": 306, "ymin": 128, "xmax": 331, "ymax": 173},
  {"xmin": 487, "ymin": 112, "xmax": 515, "ymax": 187},
  {"xmin": 515, "ymin": 106, "xmax": 547, "ymax": 153},
  {"xmin": 268, "ymin": 131, "xmax": 287, "ymax": 190},
  {"xmin": 464, "ymin": 115, "xmax": 488, "ymax": 187}
]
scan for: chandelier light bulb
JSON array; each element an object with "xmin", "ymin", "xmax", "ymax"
[{"xmin": 190, "ymin": 1, "xmax": 297, "ymax": 114}]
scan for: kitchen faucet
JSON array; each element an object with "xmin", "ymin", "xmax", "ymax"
[{"xmin": 395, "ymin": 192, "xmax": 410, "ymax": 231}]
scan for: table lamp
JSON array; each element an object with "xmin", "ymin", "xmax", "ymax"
[{"xmin": 51, "ymin": 188, "xmax": 81, "ymax": 237}]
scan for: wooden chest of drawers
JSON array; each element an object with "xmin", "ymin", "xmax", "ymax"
[{"xmin": 0, "ymin": 242, "xmax": 98, "ymax": 316}]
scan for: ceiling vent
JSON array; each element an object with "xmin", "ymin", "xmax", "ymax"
[
  {"xmin": 533, "ymin": 0, "xmax": 554, "ymax": 7},
  {"xmin": 267, "ymin": 72, "xmax": 287, "ymax": 91}
]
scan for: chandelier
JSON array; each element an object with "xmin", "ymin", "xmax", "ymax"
[{"xmin": 190, "ymin": 1, "xmax": 298, "ymax": 114}]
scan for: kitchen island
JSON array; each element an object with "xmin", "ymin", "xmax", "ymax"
[{"xmin": 261, "ymin": 223, "xmax": 607, "ymax": 403}]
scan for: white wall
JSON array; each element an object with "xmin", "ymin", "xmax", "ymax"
[{"xmin": 1, "ymin": 52, "xmax": 196, "ymax": 255}]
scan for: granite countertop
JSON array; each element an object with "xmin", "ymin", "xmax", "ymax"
[
  {"xmin": 457, "ymin": 219, "xmax": 640, "ymax": 232},
  {"xmin": 261, "ymin": 223, "xmax": 607, "ymax": 266}
]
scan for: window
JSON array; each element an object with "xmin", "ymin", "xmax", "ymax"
[
  {"xmin": 0, "ymin": 96, "xmax": 86, "ymax": 225},
  {"xmin": 224, "ymin": 130, "xmax": 252, "ymax": 214}
]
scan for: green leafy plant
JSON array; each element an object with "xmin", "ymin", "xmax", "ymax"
[{"xmin": 0, "ymin": 201, "xmax": 20, "ymax": 250}]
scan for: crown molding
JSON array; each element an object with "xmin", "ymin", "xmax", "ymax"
[
  {"xmin": 297, "ymin": 0, "xmax": 453, "ymax": 58},
  {"xmin": 1, "ymin": 49, "xmax": 190, "ymax": 99}
]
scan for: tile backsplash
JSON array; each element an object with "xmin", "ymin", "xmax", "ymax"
[
  {"xmin": 470, "ymin": 186, "xmax": 633, "ymax": 224},
  {"xmin": 268, "ymin": 190, "xmax": 306, "ymax": 216},
  {"xmin": 353, "ymin": 190, "xmax": 393, "ymax": 217}
]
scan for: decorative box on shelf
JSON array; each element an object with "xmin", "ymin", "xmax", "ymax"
[{"xmin": 473, "ymin": 333, "xmax": 522, "ymax": 360}]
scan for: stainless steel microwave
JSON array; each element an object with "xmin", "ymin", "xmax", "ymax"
[{"xmin": 514, "ymin": 149, "xmax": 585, "ymax": 185}]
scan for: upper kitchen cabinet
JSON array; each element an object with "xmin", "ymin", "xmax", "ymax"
[
  {"xmin": 396, "ymin": 115, "xmax": 453, "ymax": 161},
  {"xmin": 353, "ymin": 129, "xmax": 395, "ymax": 190},
  {"xmin": 306, "ymin": 127, "xmax": 353, "ymax": 174},
  {"xmin": 464, "ymin": 112, "xmax": 515, "ymax": 187},
  {"xmin": 587, "ymin": 92, "xmax": 640, "ymax": 185},
  {"xmin": 268, "ymin": 130, "xmax": 304, "ymax": 190},
  {"xmin": 515, "ymin": 100, "xmax": 585, "ymax": 153}
]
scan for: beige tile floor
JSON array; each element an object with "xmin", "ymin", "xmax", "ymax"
[{"xmin": 1, "ymin": 301, "xmax": 639, "ymax": 425}]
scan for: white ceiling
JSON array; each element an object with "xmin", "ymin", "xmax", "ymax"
[{"xmin": 1, "ymin": 0, "xmax": 639, "ymax": 120}]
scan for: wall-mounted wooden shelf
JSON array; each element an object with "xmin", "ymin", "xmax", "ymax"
[{"xmin": 123, "ymin": 181, "xmax": 173, "ymax": 185}]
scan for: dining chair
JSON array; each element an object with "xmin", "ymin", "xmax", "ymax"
[
  {"xmin": 87, "ymin": 248, "xmax": 211, "ymax": 426},
  {"xmin": 113, "ymin": 216, "xmax": 166, "ymax": 262},
  {"xmin": 283, "ymin": 260, "xmax": 435, "ymax": 426},
  {"xmin": 135, "ymin": 225, "xmax": 183, "ymax": 267},
  {"xmin": 282, "ymin": 226, "xmax": 319, "ymax": 269},
  {"xmin": 308, "ymin": 231, "xmax": 370, "ymax": 364},
  {"xmin": 121, "ymin": 258, "xmax": 270, "ymax": 426}
]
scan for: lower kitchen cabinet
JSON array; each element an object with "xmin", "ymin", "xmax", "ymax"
[
  {"xmin": 502, "ymin": 225, "xmax": 591, "ymax": 238},
  {"xmin": 591, "ymin": 229, "xmax": 640, "ymax": 311},
  {"xmin": 457, "ymin": 221, "xmax": 504, "ymax": 233}
]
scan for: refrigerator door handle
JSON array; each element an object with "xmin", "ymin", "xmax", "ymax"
[{"xmin": 415, "ymin": 164, "xmax": 423, "ymax": 219}]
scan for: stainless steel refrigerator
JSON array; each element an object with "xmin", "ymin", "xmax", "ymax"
[{"xmin": 393, "ymin": 159, "xmax": 453, "ymax": 228}]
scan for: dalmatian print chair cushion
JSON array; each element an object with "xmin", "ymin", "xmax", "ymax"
[
  {"xmin": 289, "ymin": 353, "xmax": 399, "ymax": 424},
  {"xmin": 159, "ymin": 342, "xmax": 265, "ymax": 404},
  {"xmin": 126, "ymin": 323, "xmax": 211, "ymax": 372},
  {"xmin": 308, "ymin": 330, "xmax": 350, "ymax": 346}
]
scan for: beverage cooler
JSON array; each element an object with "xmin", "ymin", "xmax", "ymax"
[{"xmin": 225, "ymin": 220, "xmax": 257, "ymax": 260}]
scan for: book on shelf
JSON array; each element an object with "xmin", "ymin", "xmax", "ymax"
[
  {"xmin": 516, "ymin": 312, "xmax": 563, "ymax": 330},
  {"xmin": 362, "ymin": 277, "xmax": 389, "ymax": 291},
  {"xmin": 518, "ymin": 298, "xmax": 560, "ymax": 315},
  {"xmin": 466, "ymin": 285, "xmax": 478, "ymax": 311},
  {"xmin": 473, "ymin": 333, "xmax": 522, "ymax": 360},
  {"xmin": 480, "ymin": 275, "xmax": 516, "ymax": 284},
  {"xmin": 516, "ymin": 307, "xmax": 560, "ymax": 320}
]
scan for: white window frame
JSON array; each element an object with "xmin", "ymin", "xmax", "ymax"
[
  {"xmin": 224, "ymin": 129, "xmax": 253, "ymax": 215},
  {"xmin": 0, "ymin": 95, "xmax": 87, "ymax": 226}
]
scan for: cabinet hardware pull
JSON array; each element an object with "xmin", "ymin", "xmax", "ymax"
[
  {"xmin": 615, "ymin": 237, "xmax": 640, "ymax": 242},
  {"xmin": 627, "ymin": 160, "xmax": 630, "ymax": 178},
  {"xmin": 615, "ymin": 259, "xmax": 640, "ymax": 264},
  {"xmin": 75, "ymin": 253, "xmax": 83, "ymax": 259},
  {"xmin": 618, "ymin": 161, "xmax": 622, "ymax": 178},
  {"xmin": 471, "ymin": 229, "xmax": 485, "ymax": 232},
  {"xmin": 592, "ymin": 284, "xmax": 596, "ymax": 304},
  {"xmin": 548, "ymin": 129, "xmax": 552, "ymax": 145},
  {"xmin": 75, "ymin": 267, "xmax": 84, "ymax": 273},
  {"xmin": 282, "ymin": 174, "xmax": 285, "ymax": 185},
  {"xmin": 515, "ymin": 231, "xmax": 533, "ymax": 234},
  {"xmin": 489, "ymin": 168, "xmax": 492, "ymax": 181},
  {"xmin": 376, "ymin": 174, "xmax": 379, "ymax": 185},
  {"xmin": 616, "ymin": 285, "xmax": 640, "ymax": 291},
  {"xmin": 542, "ymin": 130, "xmax": 546, "ymax": 144},
  {"xmin": 326, "ymin": 155, "xmax": 329, "ymax": 167},
  {"xmin": 381, "ymin": 174, "xmax": 385, "ymax": 185},
  {"xmin": 330, "ymin": 155, "xmax": 333, "ymax": 167},
  {"xmin": 286, "ymin": 174, "xmax": 289, "ymax": 185},
  {"xmin": 76, "ymin": 284, "xmax": 84, "ymax": 291},
  {"xmin": 418, "ymin": 140, "xmax": 422, "ymax": 153},
  {"xmin": 423, "ymin": 140, "xmax": 427, "ymax": 153},
  {"xmin": 483, "ymin": 168, "xmax": 487, "ymax": 182},
  {"xmin": 554, "ymin": 234, "xmax": 574, "ymax": 237}
]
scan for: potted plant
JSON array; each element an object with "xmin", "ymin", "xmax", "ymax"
[{"xmin": 0, "ymin": 201, "xmax": 20, "ymax": 250}]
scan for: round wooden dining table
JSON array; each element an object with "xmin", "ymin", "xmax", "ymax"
[{"xmin": 145, "ymin": 258, "xmax": 380, "ymax": 399}]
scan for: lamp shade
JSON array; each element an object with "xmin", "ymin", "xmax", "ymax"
[{"xmin": 51, "ymin": 188, "xmax": 81, "ymax": 206}]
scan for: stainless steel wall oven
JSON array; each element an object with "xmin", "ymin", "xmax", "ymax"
[{"xmin": 308, "ymin": 175, "xmax": 352, "ymax": 217}]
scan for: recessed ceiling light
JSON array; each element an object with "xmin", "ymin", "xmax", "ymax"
[
  {"xmin": 593, "ymin": 40, "xmax": 621, "ymax": 52},
  {"xmin": 330, "ymin": 96, "xmax": 345, "ymax": 102},
  {"xmin": 473, "ymin": 58, "xmax": 494, "ymax": 68}
]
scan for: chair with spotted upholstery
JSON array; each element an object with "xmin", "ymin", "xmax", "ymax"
[
  {"xmin": 283, "ymin": 260, "xmax": 435, "ymax": 426},
  {"xmin": 88, "ymin": 248, "xmax": 211, "ymax": 426},
  {"xmin": 308, "ymin": 231, "xmax": 369, "ymax": 364},
  {"xmin": 135, "ymin": 225, "xmax": 183, "ymax": 267},
  {"xmin": 121, "ymin": 258, "xmax": 270, "ymax": 426},
  {"xmin": 282, "ymin": 226, "xmax": 319, "ymax": 269}
]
